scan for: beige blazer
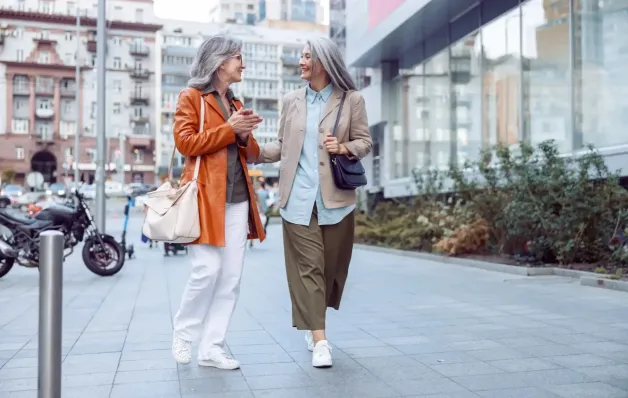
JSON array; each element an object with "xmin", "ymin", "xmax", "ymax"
[{"xmin": 254, "ymin": 85, "xmax": 372, "ymax": 209}]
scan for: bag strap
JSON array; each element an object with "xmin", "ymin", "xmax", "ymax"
[
  {"xmin": 167, "ymin": 91, "xmax": 205, "ymax": 182},
  {"xmin": 331, "ymin": 92, "xmax": 348, "ymax": 138}
]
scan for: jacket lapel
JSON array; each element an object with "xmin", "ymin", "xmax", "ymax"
[
  {"xmin": 203, "ymin": 93, "xmax": 227, "ymax": 121},
  {"xmin": 319, "ymin": 86, "xmax": 343, "ymax": 127},
  {"xmin": 291, "ymin": 87, "xmax": 307, "ymax": 155}
]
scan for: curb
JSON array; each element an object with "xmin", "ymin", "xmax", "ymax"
[{"xmin": 354, "ymin": 244, "xmax": 628, "ymax": 294}]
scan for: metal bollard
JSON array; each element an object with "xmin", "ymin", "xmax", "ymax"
[{"xmin": 38, "ymin": 231, "xmax": 64, "ymax": 398}]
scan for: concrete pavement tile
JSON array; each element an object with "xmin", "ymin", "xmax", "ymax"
[
  {"xmin": 452, "ymin": 369, "xmax": 593, "ymax": 391},
  {"xmin": 252, "ymin": 387, "xmax": 321, "ymax": 398},
  {"xmin": 114, "ymin": 368, "xmax": 179, "ymax": 384},
  {"xmin": 178, "ymin": 365, "xmax": 243, "ymax": 380},
  {"xmin": 245, "ymin": 373, "xmax": 313, "ymax": 390},
  {"xmin": 572, "ymin": 364, "xmax": 628, "ymax": 382},
  {"xmin": 62, "ymin": 372, "xmax": 115, "ymax": 387},
  {"xmin": 116, "ymin": 358, "xmax": 177, "ymax": 371},
  {"xmin": 392, "ymin": 343, "xmax": 458, "ymax": 355},
  {"xmin": 0, "ymin": 367, "xmax": 37, "ymax": 380},
  {"xmin": 0, "ymin": 351, "xmax": 18, "ymax": 360},
  {"xmin": 120, "ymin": 348, "xmax": 172, "ymax": 361},
  {"xmin": 110, "ymin": 380, "xmax": 180, "ymax": 398},
  {"xmin": 184, "ymin": 392, "xmax": 253, "ymax": 398},
  {"xmin": 228, "ymin": 344, "xmax": 286, "ymax": 355},
  {"xmin": 412, "ymin": 351, "xmax": 479, "ymax": 365},
  {"xmin": 546, "ymin": 354, "xmax": 619, "ymax": 368},
  {"xmin": 62, "ymin": 385, "xmax": 112, "ymax": 398},
  {"xmin": 429, "ymin": 361, "xmax": 504, "ymax": 377},
  {"xmin": 239, "ymin": 362, "xmax": 305, "ymax": 377},
  {"xmin": 404, "ymin": 393, "xmax": 480, "ymax": 398},
  {"xmin": 477, "ymin": 387, "xmax": 561, "ymax": 397},
  {"xmin": 1, "ymin": 358, "xmax": 36, "ymax": 369},
  {"xmin": 391, "ymin": 378, "xmax": 470, "ymax": 396},
  {"xmin": 317, "ymin": 380, "xmax": 399, "ymax": 397},
  {"xmin": 545, "ymin": 382, "xmax": 628, "ymax": 398},
  {"xmin": 179, "ymin": 376, "xmax": 250, "ymax": 395},
  {"xmin": 487, "ymin": 358, "xmax": 562, "ymax": 372},
  {"xmin": 341, "ymin": 345, "xmax": 404, "ymax": 358},
  {"xmin": 233, "ymin": 352, "xmax": 294, "ymax": 365}
]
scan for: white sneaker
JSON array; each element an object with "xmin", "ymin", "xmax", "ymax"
[
  {"xmin": 305, "ymin": 331, "xmax": 314, "ymax": 352},
  {"xmin": 172, "ymin": 334, "xmax": 192, "ymax": 365},
  {"xmin": 198, "ymin": 352, "xmax": 241, "ymax": 370},
  {"xmin": 312, "ymin": 340, "xmax": 332, "ymax": 368}
]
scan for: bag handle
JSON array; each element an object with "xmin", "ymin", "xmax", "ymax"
[
  {"xmin": 331, "ymin": 92, "xmax": 347, "ymax": 138},
  {"xmin": 167, "ymin": 91, "xmax": 205, "ymax": 182}
]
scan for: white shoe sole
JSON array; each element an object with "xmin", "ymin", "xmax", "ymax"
[
  {"xmin": 312, "ymin": 356, "xmax": 332, "ymax": 368},
  {"xmin": 198, "ymin": 359, "xmax": 240, "ymax": 370},
  {"xmin": 173, "ymin": 356, "xmax": 191, "ymax": 365}
]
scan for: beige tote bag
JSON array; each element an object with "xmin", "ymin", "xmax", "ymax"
[{"xmin": 141, "ymin": 95, "xmax": 205, "ymax": 243}]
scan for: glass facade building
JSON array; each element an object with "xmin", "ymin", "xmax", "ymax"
[{"xmin": 346, "ymin": 0, "xmax": 628, "ymax": 197}]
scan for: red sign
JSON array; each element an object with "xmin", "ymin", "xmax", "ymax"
[{"xmin": 368, "ymin": 0, "xmax": 407, "ymax": 30}]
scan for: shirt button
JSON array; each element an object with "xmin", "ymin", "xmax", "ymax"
[
  {"xmin": 319, "ymin": 144, "xmax": 323, "ymax": 149},
  {"xmin": 319, "ymin": 128, "xmax": 324, "ymax": 134},
  {"xmin": 319, "ymin": 162, "xmax": 324, "ymax": 166}
]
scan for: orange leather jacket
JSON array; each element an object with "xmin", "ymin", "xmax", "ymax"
[{"xmin": 174, "ymin": 88, "xmax": 266, "ymax": 246}]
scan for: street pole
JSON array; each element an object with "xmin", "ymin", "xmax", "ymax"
[
  {"xmin": 95, "ymin": 0, "xmax": 107, "ymax": 231},
  {"xmin": 73, "ymin": 9, "xmax": 81, "ymax": 187},
  {"xmin": 38, "ymin": 231, "xmax": 64, "ymax": 398},
  {"xmin": 119, "ymin": 131, "xmax": 126, "ymax": 184}
]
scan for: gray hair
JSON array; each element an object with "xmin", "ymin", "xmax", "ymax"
[
  {"xmin": 306, "ymin": 37, "xmax": 356, "ymax": 92},
  {"xmin": 188, "ymin": 35, "xmax": 242, "ymax": 90}
]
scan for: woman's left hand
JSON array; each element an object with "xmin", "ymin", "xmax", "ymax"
[{"xmin": 323, "ymin": 134, "xmax": 348, "ymax": 155}]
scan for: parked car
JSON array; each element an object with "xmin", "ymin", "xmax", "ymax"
[
  {"xmin": 105, "ymin": 181, "xmax": 126, "ymax": 198},
  {"xmin": 123, "ymin": 183, "xmax": 152, "ymax": 197},
  {"xmin": 79, "ymin": 184, "xmax": 96, "ymax": 200},
  {"xmin": 1, "ymin": 184, "xmax": 24, "ymax": 198},
  {"xmin": 46, "ymin": 183, "xmax": 68, "ymax": 197}
]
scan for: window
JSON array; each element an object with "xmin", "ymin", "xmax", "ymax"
[
  {"xmin": 17, "ymin": 0, "xmax": 25, "ymax": 11},
  {"xmin": 113, "ymin": 80, "xmax": 122, "ymax": 93},
  {"xmin": 38, "ymin": 0, "xmax": 53, "ymax": 13},
  {"xmin": 16, "ymin": 147, "xmax": 25, "ymax": 160},
  {"xmin": 64, "ymin": 147, "xmax": 73, "ymax": 161},
  {"xmin": 66, "ymin": 1, "xmax": 75, "ymax": 15},
  {"xmin": 65, "ymin": 31, "xmax": 73, "ymax": 41},
  {"xmin": 63, "ymin": 100, "xmax": 73, "ymax": 114},
  {"xmin": 113, "ymin": 6, "xmax": 123, "ymax": 20},
  {"xmin": 113, "ymin": 103, "xmax": 121, "ymax": 114},
  {"xmin": 64, "ymin": 53, "xmax": 73, "ymax": 65},
  {"xmin": 134, "ymin": 107, "xmax": 144, "ymax": 118},
  {"xmin": 113, "ymin": 36, "xmax": 122, "ymax": 46},
  {"xmin": 135, "ymin": 8, "xmax": 144, "ymax": 23},
  {"xmin": 16, "ymin": 49, "xmax": 24, "ymax": 62},
  {"xmin": 37, "ymin": 122, "xmax": 52, "ymax": 137},
  {"xmin": 37, "ymin": 51, "xmax": 50, "ymax": 64},
  {"xmin": 91, "ymin": 102, "xmax": 96, "ymax": 118},
  {"xmin": 37, "ymin": 98, "xmax": 52, "ymax": 110},
  {"xmin": 39, "ymin": 30, "xmax": 50, "ymax": 39},
  {"xmin": 113, "ymin": 57, "xmax": 122, "ymax": 69}
]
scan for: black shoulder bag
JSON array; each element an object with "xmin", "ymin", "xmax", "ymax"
[{"xmin": 329, "ymin": 92, "xmax": 368, "ymax": 190}]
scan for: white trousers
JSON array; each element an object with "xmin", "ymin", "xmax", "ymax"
[{"xmin": 173, "ymin": 201, "xmax": 249, "ymax": 359}]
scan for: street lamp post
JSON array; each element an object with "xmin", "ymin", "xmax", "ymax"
[
  {"xmin": 95, "ymin": 0, "xmax": 107, "ymax": 231},
  {"xmin": 73, "ymin": 8, "xmax": 81, "ymax": 187}
]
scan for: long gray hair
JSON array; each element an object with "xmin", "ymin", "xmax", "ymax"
[
  {"xmin": 306, "ymin": 37, "xmax": 356, "ymax": 92},
  {"xmin": 188, "ymin": 35, "xmax": 242, "ymax": 90}
]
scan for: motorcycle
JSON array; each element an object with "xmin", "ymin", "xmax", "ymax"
[{"xmin": 0, "ymin": 188, "xmax": 125, "ymax": 278}]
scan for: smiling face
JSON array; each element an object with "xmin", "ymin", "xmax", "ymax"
[
  {"xmin": 221, "ymin": 53, "xmax": 245, "ymax": 83},
  {"xmin": 299, "ymin": 44, "xmax": 321, "ymax": 81}
]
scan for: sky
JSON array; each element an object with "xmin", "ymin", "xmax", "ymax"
[{"xmin": 154, "ymin": 0, "xmax": 330, "ymax": 24}]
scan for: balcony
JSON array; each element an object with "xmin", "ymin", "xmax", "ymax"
[
  {"xmin": 162, "ymin": 63, "xmax": 191, "ymax": 76},
  {"xmin": 258, "ymin": 109, "xmax": 279, "ymax": 118},
  {"xmin": 60, "ymin": 82, "xmax": 77, "ymax": 97},
  {"xmin": 36, "ymin": 131, "xmax": 54, "ymax": 143},
  {"xmin": 281, "ymin": 55, "xmax": 300, "ymax": 65},
  {"xmin": 128, "ymin": 133, "xmax": 153, "ymax": 148},
  {"xmin": 130, "ymin": 45, "xmax": 149, "ymax": 57},
  {"xmin": 130, "ymin": 115, "xmax": 150, "ymax": 124},
  {"xmin": 283, "ymin": 73, "xmax": 303, "ymax": 82},
  {"xmin": 129, "ymin": 69, "xmax": 150, "ymax": 80},
  {"xmin": 35, "ymin": 108, "xmax": 54, "ymax": 119},
  {"xmin": 11, "ymin": 119, "xmax": 29, "ymax": 134},
  {"xmin": 130, "ymin": 93, "xmax": 149, "ymax": 105},
  {"xmin": 163, "ymin": 45, "xmax": 197, "ymax": 57}
]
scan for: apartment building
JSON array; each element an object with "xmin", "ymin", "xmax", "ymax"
[
  {"xmin": 209, "ymin": 0, "xmax": 260, "ymax": 24},
  {"xmin": 0, "ymin": 0, "xmax": 161, "ymax": 185},
  {"xmin": 156, "ymin": 19, "xmax": 325, "ymax": 179},
  {"xmin": 262, "ymin": 0, "xmax": 325, "ymax": 24}
]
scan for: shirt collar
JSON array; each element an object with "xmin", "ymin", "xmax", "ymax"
[
  {"xmin": 201, "ymin": 84, "xmax": 238, "ymax": 102},
  {"xmin": 306, "ymin": 83, "xmax": 333, "ymax": 104}
]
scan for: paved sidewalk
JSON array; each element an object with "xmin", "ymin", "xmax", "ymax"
[{"xmin": 1, "ymin": 219, "xmax": 628, "ymax": 397}]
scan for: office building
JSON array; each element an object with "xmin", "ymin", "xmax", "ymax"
[
  {"xmin": 346, "ymin": 0, "xmax": 628, "ymax": 198},
  {"xmin": 262, "ymin": 0, "xmax": 325, "ymax": 24},
  {"xmin": 209, "ymin": 0, "xmax": 260, "ymax": 25},
  {"xmin": 0, "ymin": 0, "xmax": 162, "ymax": 185},
  {"xmin": 156, "ymin": 19, "xmax": 325, "ymax": 179}
]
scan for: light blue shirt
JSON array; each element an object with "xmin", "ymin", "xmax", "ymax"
[{"xmin": 280, "ymin": 84, "xmax": 355, "ymax": 226}]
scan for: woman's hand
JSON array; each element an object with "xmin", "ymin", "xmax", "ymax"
[
  {"xmin": 228, "ymin": 108, "xmax": 263, "ymax": 135},
  {"xmin": 323, "ymin": 134, "xmax": 348, "ymax": 155}
]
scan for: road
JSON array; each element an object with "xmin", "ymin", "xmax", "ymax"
[{"xmin": 0, "ymin": 209, "xmax": 627, "ymax": 397}]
